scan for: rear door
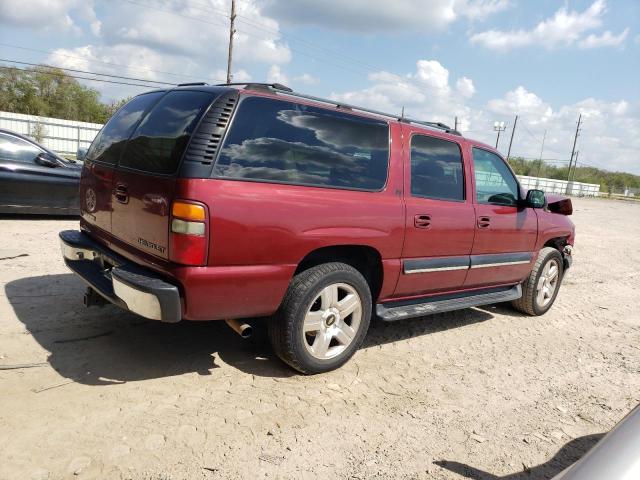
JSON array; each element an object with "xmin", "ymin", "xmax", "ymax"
[
  {"xmin": 394, "ymin": 129, "xmax": 476, "ymax": 297},
  {"xmin": 111, "ymin": 90, "xmax": 216, "ymax": 259},
  {"xmin": 464, "ymin": 147, "xmax": 537, "ymax": 287},
  {"xmin": 81, "ymin": 92, "xmax": 164, "ymax": 232}
]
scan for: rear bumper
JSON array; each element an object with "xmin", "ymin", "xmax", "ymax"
[{"xmin": 59, "ymin": 230, "xmax": 181, "ymax": 323}]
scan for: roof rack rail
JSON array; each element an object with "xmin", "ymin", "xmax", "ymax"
[
  {"xmin": 177, "ymin": 82, "xmax": 209, "ymax": 87},
  {"xmin": 218, "ymin": 82, "xmax": 461, "ymax": 135},
  {"xmin": 219, "ymin": 82, "xmax": 293, "ymax": 92}
]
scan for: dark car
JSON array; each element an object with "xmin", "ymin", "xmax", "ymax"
[
  {"xmin": 0, "ymin": 128, "xmax": 81, "ymax": 215},
  {"xmin": 59, "ymin": 82, "xmax": 574, "ymax": 374}
]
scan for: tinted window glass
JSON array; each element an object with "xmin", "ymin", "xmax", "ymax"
[
  {"xmin": 0, "ymin": 134, "xmax": 42, "ymax": 163},
  {"xmin": 120, "ymin": 90, "xmax": 215, "ymax": 174},
  {"xmin": 411, "ymin": 135, "xmax": 464, "ymax": 201},
  {"xmin": 214, "ymin": 96, "xmax": 389, "ymax": 190},
  {"xmin": 473, "ymin": 148, "xmax": 519, "ymax": 206},
  {"xmin": 86, "ymin": 92, "xmax": 163, "ymax": 165}
]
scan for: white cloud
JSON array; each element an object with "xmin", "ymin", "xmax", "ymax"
[
  {"xmin": 578, "ymin": 28, "xmax": 629, "ymax": 48},
  {"xmin": 293, "ymin": 73, "xmax": 318, "ymax": 85},
  {"xmin": 329, "ymin": 60, "xmax": 640, "ymax": 174},
  {"xmin": 331, "ymin": 60, "xmax": 470, "ymax": 126},
  {"xmin": 262, "ymin": 0, "xmax": 509, "ymax": 32},
  {"xmin": 456, "ymin": 77, "xmax": 475, "ymax": 98},
  {"xmin": 488, "ymin": 86, "xmax": 553, "ymax": 119},
  {"xmin": 0, "ymin": 0, "xmax": 93, "ymax": 32},
  {"xmin": 267, "ymin": 65, "xmax": 288, "ymax": 85},
  {"xmin": 38, "ymin": 0, "xmax": 292, "ymax": 99},
  {"xmin": 470, "ymin": 0, "xmax": 628, "ymax": 51},
  {"xmin": 212, "ymin": 69, "xmax": 252, "ymax": 83},
  {"xmin": 456, "ymin": 0, "xmax": 511, "ymax": 20},
  {"xmin": 90, "ymin": 20, "xmax": 102, "ymax": 37}
]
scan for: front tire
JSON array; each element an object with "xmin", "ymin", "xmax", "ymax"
[
  {"xmin": 269, "ymin": 262, "xmax": 372, "ymax": 374},
  {"xmin": 512, "ymin": 247, "xmax": 564, "ymax": 316}
]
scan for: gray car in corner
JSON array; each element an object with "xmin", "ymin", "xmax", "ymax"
[{"xmin": 553, "ymin": 404, "xmax": 640, "ymax": 479}]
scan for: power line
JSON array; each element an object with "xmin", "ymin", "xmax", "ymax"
[
  {"xmin": 0, "ymin": 65, "xmax": 161, "ymax": 88},
  {"xmin": 0, "ymin": 58, "xmax": 175, "ymax": 86},
  {"xmin": 0, "ymin": 42, "xmax": 226, "ymax": 84}
]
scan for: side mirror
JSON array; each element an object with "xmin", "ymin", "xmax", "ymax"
[
  {"xmin": 35, "ymin": 152, "xmax": 59, "ymax": 168},
  {"xmin": 77, "ymin": 147, "xmax": 88, "ymax": 161},
  {"xmin": 526, "ymin": 189, "xmax": 546, "ymax": 209}
]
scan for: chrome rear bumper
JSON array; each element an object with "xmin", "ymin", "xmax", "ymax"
[{"xmin": 59, "ymin": 230, "xmax": 181, "ymax": 323}]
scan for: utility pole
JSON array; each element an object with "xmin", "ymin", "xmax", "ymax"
[
  {"xmin": 226, "ymin": 0, "xmax": 236, "ymax": 84},
  {"xmin": 506, "ymin": 115, "xmax": 518, "ymax": 161},
  {"xmin": 570, "ymin": 151, "xmax": 580, "ymax": 182},
  {"xmin": 536, "ymin": 129, "xmax": 547, "ymax": 181},
  {"xmin": 565, "ymin": 113, "xmax": 582, "ymax": 194},
  {"xmin": 493, "ymin": 121, "xmax": 507, "ymax": 149},
  {"xmin": 454, "ymin": 116, "xmax": 458, "ymax": 131}
]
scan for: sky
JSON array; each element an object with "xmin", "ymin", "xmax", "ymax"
[{"xmin": 1, "ymin": 0, "xmax": 639, "ymax": 174}]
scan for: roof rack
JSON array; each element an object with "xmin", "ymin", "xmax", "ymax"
[
  {"xmin": 216, "ymin": 82, "xmax": 461, "ymax": 136},
  {"xmin": 177, "ymin": 82, "xmax": 209, "ymax": 87}
]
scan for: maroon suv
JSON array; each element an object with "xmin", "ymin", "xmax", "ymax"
[{"xmin": 60, "ymin": 83, "xmax": 575, "ymax": 373}]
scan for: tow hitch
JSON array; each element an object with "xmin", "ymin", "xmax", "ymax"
[{"xmin": 83, "ymin": 287, "xmax": 108, "ymax": 308}]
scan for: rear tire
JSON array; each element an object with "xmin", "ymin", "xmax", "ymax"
[
  {"xmin": 512, "ymin": 247, "xmax": 564, "ymax": 316},
  {"xmin": 268, "ymin": 262, "xmax": 372, "ymax": 374}
]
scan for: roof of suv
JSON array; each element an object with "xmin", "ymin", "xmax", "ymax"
[{"xmin": 149, "ymin": 82, "xmax": 499, "ymax": 153}]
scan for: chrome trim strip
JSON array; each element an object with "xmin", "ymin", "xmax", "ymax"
[
  {"xmin": 405, "ymin": 265, "xmax": 469, "ymax": 274},
  {"xmin": 470, "ymin": 260, "xmax": 531, "ymax": 269}
]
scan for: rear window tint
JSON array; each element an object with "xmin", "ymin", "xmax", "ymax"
[
  {"xmin": 120, "ymin": 90, "xmax": 215, "ymax": 175},
  {"xmin": 86, "ymin": 92, "xmax": 163, "ymax": 165},
  {"xmin": 214, "ymin": 96, "xmax": 389, "ymax": 190}
]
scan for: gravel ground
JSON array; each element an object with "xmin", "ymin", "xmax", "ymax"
[{"xmin": 1, "ymin": 197, "xmax": 639, "ymax": 480}]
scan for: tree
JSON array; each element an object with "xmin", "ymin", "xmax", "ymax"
[{"xmin": 0, "ymin": 66, "xmax": 126, "ymax": 123}]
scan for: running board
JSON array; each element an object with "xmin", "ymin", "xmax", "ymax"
[{"xmin": 376, "ymin": 285, "xmax": 522, "ymax": 322}]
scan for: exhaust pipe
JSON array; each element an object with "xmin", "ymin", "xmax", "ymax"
[{"xmin": 225, "ymin": 319, "xmax": 253, "ymax": 339}]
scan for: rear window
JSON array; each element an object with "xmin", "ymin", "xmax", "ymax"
[
  {"xmin": 120, "ymin": 90, "xmax": 215, "ymax": 174},
  {"xmin": 214, "ymin": 96, "xmax": 389, "ymax": 190},
  {"xmin": 86, "ymin": 92, "xmax": 163, "ymax": 165}
]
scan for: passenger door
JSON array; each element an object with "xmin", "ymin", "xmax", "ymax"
[
  {"xmin": 464, "ymin": 147, "xmax": 537, "ymax": 287},
  {"xmin": 394, "ymin": 130, "xmax": 475, "ymax": 297}
]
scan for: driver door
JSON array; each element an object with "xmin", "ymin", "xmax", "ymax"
[{"xmin": 464, "ymin": 147, "xmax": 537, "ymax": 288}]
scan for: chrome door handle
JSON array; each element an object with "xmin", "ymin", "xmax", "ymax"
[
  {"xmin": 414, "ymin": 214, "xmax": 432, "ymax": 229},
  {"xmin": 477, "ymin": 216, "xmax": 491, "ymax": 228}
]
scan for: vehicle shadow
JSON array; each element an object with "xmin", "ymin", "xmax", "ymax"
[
  {"xmin": 434, "ymin": 433, "xmax": 604, "ymax": 479},
  {"xmin": 6, "ymin": 273, "xmax": 496, "ymax": 384}
]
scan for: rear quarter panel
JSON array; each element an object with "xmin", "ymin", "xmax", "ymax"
[{"xmin": 171, "ymin": 122, "xmax": 405, "ymax": 319}]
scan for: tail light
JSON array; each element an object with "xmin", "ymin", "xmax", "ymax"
[{"xmin": 169, "ymin": 200, "xmax": 208, "ymax": 266}]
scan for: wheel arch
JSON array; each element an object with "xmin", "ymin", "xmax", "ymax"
[{"xmin": 295, "ymin": 245, "xmax": 384, "ymax": 301}]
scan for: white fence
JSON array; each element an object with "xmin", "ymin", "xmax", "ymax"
[
  {"xmin": 0, "ymin": 111, "xmax": 102, "ymax": 157},
  {"xmin": 517, "ymin": 175, "xmax": 600, "ymax": 197}
]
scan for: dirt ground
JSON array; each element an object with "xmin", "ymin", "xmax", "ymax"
[{"xmin": 1, "ymin": 197, "xmax": 639, "ymax": 480}]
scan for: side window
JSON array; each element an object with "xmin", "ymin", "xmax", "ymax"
[
  {"xmin": 410, "ymin": 134, "xmax": 464, "ymax": 201},
  {"xmin": 0, "ymin": 133, "xmax": 42, "ymax": 163},
  {"xmin": 472, "ymin": 148, "xmax": 519, "ymax": 206},
  {"xmin": 86, "ymin": 92, "xmax": 163, "ymax": 165},
  {"xmin": 121, "ymin": 90, "xmax": 215, "ymax": 174},
  {"xmin": 214, "ymin": 96, "xmax": 389, "ymax": 191}
]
